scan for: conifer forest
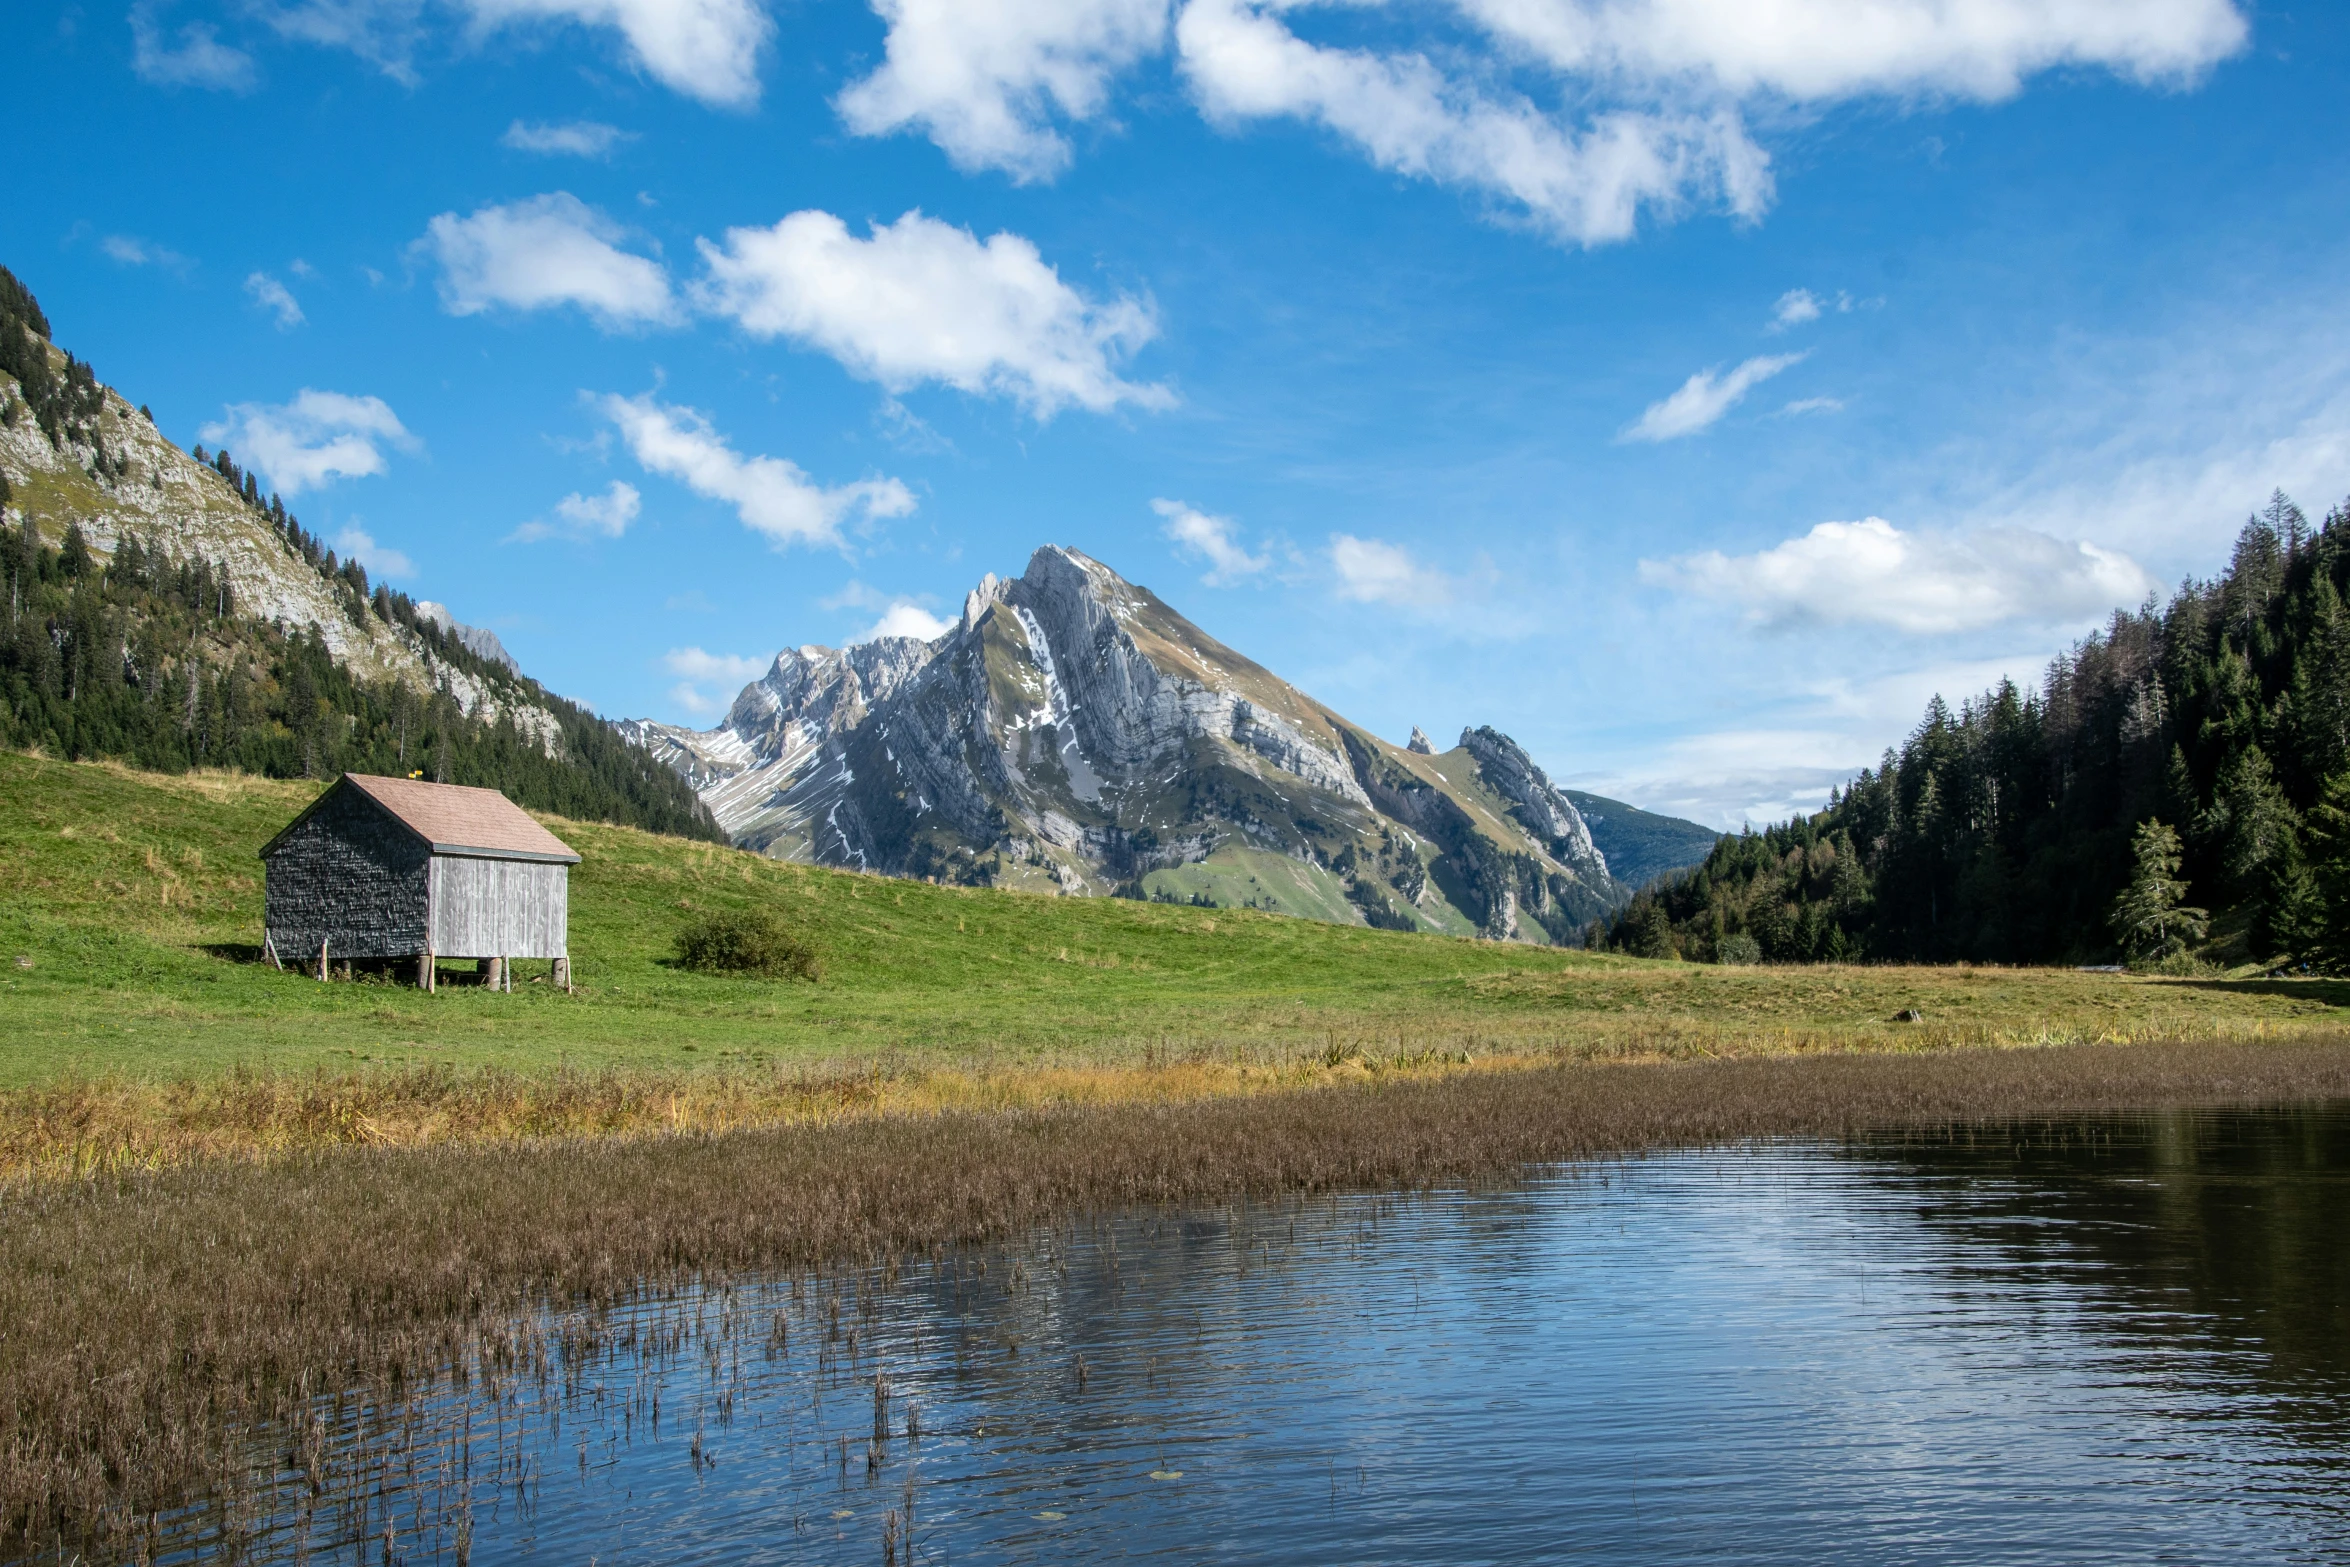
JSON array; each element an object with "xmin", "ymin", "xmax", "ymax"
[{"xmin": 1599, "ymin": 494, "xmax": 2350, "ymax": 970}]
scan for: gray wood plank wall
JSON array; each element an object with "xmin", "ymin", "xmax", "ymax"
[{"xmin": 428, "ymin": 856, "xmax": 570, "ymax": 958}]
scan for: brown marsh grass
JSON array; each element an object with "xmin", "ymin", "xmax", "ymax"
[
  {"xmin": 4, "ymin": 1009, "xmax": 2337, "ymax": 1180},
  {"xmin": 6, "ymin": 1034, "xmax": 2350, "ymax": 1558}
]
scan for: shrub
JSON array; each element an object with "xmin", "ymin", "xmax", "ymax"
[
  {"xmin": 674, "ymin": 908, "xmax": 821, "ymax": 982},
  {"xmin": 1715, "ymin": 932, "xmax": 1763, "ymax": 966}
]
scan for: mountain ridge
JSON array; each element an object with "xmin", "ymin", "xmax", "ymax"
[{"xmin": 625, "ymin": 545, "xmax": 1651, "ymax": 943}]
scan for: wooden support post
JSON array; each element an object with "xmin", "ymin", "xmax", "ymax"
[
  {"xmin": 317, "ymin": 938, "xmax": 330, "ymax": 982},
  {"xmin": 419, "ymin": 949, "xmax": 435, "ymax": 994},
  {"xmin": 553, "ymin": 957, "xmax": 572, "ymax": 994},
  {"xmin": 263, "ymin": 935, "xmax": 281, "ymax": 972}
]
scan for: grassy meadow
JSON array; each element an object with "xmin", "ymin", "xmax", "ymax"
[{"xmin": 4, "ymin": 748, "xmax": 2350, "ymax": 1169}]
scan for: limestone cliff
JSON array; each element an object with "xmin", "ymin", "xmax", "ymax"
[{"xmin": 627, "ymin": 546, "xmax": 1628, "ymax": 942}]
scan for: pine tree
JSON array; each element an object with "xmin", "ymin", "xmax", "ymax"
[
  {"xmin": 2110, "ymin": 820, "xmax": 2208, "ymax": 964},
  {"xmin": 2295, "ymin": 773, "xmax": 2350, "ymax": 974}
]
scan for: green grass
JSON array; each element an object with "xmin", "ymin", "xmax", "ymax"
[{"xmin": 4, "ymin": 750, "xmax": 2347, "ymax": 1088}]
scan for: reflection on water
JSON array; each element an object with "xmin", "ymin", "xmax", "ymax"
[{"xmin": 173, "ymin": 1105, "xmax": 2350, "ymax": 1564}]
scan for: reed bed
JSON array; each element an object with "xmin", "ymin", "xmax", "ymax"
[
  {"xmin": 6, "ymin": 1034, "xmax": 2350, "ymax": 1558},
  {"xmin": 3, "ymin": 1011, "xmax": 2332, "ymax": 1180}
]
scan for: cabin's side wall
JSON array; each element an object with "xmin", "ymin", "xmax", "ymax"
[
  {"xmin": 263, "ymin": 789, "xmax": 430, "ymax": 959},
  {"xmin": 427, "ymin": 857, "xmax": 569, "ymax": 959}
]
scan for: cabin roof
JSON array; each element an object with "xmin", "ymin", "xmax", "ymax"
[{"xmin": 261, "ymin": 774, "xmax": 581, "ymax": 864}]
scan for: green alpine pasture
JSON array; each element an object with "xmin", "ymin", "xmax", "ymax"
[{"xmin": 3, "ymin": 750, "xmax": 2346, "ymax": 1088}]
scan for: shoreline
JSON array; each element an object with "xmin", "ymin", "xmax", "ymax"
[{"xmin": 7, "ymin": 1033, "xmax": 2350, "ymax": 1556}]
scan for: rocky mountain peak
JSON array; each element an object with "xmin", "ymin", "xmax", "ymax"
[
  {"xmin": 1407, "ymin": 726, "xmax": 1435, "ymax": 754},
  {"xmin": 625, "ymin": 548, "xmax": 1627, "ymax": 942}
]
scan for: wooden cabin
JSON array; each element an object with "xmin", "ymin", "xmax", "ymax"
[{"xmin": 260, "ymin": 773, "xmax": 580, "ymax": 991}]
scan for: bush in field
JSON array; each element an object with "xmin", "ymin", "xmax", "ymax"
[{"xmin": 674, "ymin": 908, "xmax": 821, "ymax": 981}]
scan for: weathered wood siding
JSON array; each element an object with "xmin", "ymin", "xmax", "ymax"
[
  {"xmin": 428, "ymin": 856, "xmax": 570, "ymax": 958},
  {"xmin": 263, "ymin": 788, "xmax": 430, "ymax": 958}
]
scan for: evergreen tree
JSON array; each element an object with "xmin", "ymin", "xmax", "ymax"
[
  {"xmin": 2295, "ymin": 773, "xmax": 2350, "ymax": 974},
  {"xmin": 2109, "ymin": 820, "xmax": 2208, "ymax": 963}
]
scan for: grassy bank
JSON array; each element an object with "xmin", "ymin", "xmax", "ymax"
[
  {"xmin": 8, "ymin": 1035, "xmax": 2350, "ymax": 1559},
  {"xmin": 6, "ymin": 751, "xmax": 2349, "ymax": 1100}
]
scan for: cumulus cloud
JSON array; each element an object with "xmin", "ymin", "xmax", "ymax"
[
  {"xmin": 510, "ymin": 479, "xmax": 641, "ymax": 542},
  {"xmin": 199, "ymin": 389, "xmax": 418, "ymax": 496},
  {"xmin": 594, "ymin": 392, "xmax": 915, "ymax": 550},
  {"xmin": 1177, "ymin": 0, "xmax": 1771, "ymax": 247},
  {"xmin": 1451, "ymin": 0, "xmax": 2248, "ymax": 102},
  {"xmin": 837, "ymin": 0, "xmax": 1170, "ymax": 181},
  {"xmin": 695, "ymin": 209, "xmax": 1168, "ymax": 417},
  {"xmin": 1331, "ymin": 534, "xmax": 1452, "ymax": 606},
  {"xmin": 256, "ymin": 0, "xmax": 768, "ymax": 105},
  {"xmin": 1640, "ymin": 516, "xmax": 2156, "ymax": 634},
  {"xmin": 420, "ymin": 193, "xmax": 678, "ymax": 328},
  {"xmin": 1621, "ymin": 352, "xmax": 1803, "ymax": 441},
  {"xmin": 469, "ymin": 0, "xmax": 770, "ymax": 105},
  {"xmin": 856, "ymin": 602, "xmax": 955, "ymax": 642},
  {"xmin": 332, "ymin": 525, "xmax": 415, "ymax": 579},
  {"xmin": 502, "ymin": 118, "xmax": 635, "ymax": 157},
  {"xmin": 131, "ymin": 6, "xmax": 259, "ymax": 91},
  {"xmin": 245, "ymin": 272, "xmax": 305, "ymax": 330},
  {"xmin": 1154, "ymin": 497, "xmax": 1267, "ymax": 585}
]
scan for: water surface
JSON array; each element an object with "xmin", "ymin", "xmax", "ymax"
[{"xmin": 190, "ymin": 1104, "xmax": 2350, "ymax": 1564}]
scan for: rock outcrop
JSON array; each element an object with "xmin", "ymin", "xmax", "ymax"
[{"xmin": 627, "ymin": 546, "xmax": 1628, "ymax": 942}]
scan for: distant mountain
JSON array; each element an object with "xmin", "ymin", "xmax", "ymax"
[
  {"xmin": 1560, "ymin": 790, "xmax": 1722, "ymax": 890},
  {"xmin": 0, "ymin": 263, "xmax": 717, "ymax": 841},
  {"xmin": 623, "ymin": 546, "xmax": 1631, "ymax": 942}
]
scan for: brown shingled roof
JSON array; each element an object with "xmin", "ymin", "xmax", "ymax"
[{"xmin": 264, "ymin": 774, "xmax": 580, "ymax": 863}]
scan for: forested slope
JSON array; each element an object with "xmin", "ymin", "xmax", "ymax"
[
  {"xmin": 1599, "ymin": 494, "xmax": 2350, "ymax": 969},
  {"xmin": 0, "ymin": 264, "xmax": 719, "ymax": 841}
]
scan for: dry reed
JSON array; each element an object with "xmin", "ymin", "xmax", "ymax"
[{"xmin": 5, "ymin": 1034, "xmax": 2350, "ymax": 1558}]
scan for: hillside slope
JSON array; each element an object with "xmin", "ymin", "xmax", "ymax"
[
  {"xmin": 0, "ymin": 264, "xmax": 716, "ymax": 839},
  {"xmin": 1561, "ymin": 789, "xmax": 1722, "ymax": 889},
  {"xmin": 4, "ymin": 750, "xmax": 2326, "ymax": 1089},
  {"xmin": 625, "ymin": 546, "xmax": 1627, "ymax": 943}
]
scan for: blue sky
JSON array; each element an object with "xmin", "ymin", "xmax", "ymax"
[{"xmin": 10, "ymin": 0, "xmax": 2349, "ymax": 826}]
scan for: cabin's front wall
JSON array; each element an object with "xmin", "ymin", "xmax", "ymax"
[
  {"xmin": 427, "ymin": 856, "xmax": 570, "ymax": 959},
  {"xmin": 263, "ymin": 790, "xmax": 431, "ymax": 959}
]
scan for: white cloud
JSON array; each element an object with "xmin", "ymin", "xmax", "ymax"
[
  {"xmin": 468, "ymin": 0, "xmax": 770, "ymax": 106},
  {"xmin": 502, "ymin": 118, "xmax": 635, "ymax": 157},
  {"xmin": 199, "ymin": 389, "xmax": 418, "ymax": 496},
  {"xmin": 1779, "ymin": 396, "xmax": 1843, "ymax": 416},
  {"xmin": 258, "ymin": 0, "xmax": 768, "ymax": 105},
  {"xmin": 420, "ymin": 193, "xmax": 677, "ymax": 328},
  {"xmin": 131, "ymin": 6, "xmax": 259, "ymax": 91},
  {"xmin": 245, "ymin": 272, "xmax": 305, "ymax": 330},
  {"xmin": 594, "ymin": 392, "xmax": 916, "ymax": 550},
  {"xmin": 1641, "ymin": 516, "xmax": 2156, "ymax": 634},
  {"xmin": 856, "ymin": 602, "xmax": 955, "ymax": 642},
  {"xmin": 663, "ymin": 646, "xmax": 769, "ymax": 683},
  {"xmin": 510, "ymin": 479, "xmax": 641, "ymax": 542},
  {"xmin": 837, "ymin": 0, "xmax": 1170, "ymax": 181},
  {"xmin": 1452, "ymin": 0, "xmax": 2249, "ymax": 103},
  {"xmin": 1154, "ymin": 497, "xmax": 1267, "ymax": 585},
  {"xmin": 332, "ymin": 525, "xmax": 415, "ymax": 579},
  {"xmin": 695, "ymin": 209, "xmax": 1168, "ymax": 417},
  {"xmin": 1770, "ymin": 288, "xmax": 1820, "ymax": 328},
  {"xmin": 100, "ymin": 235, "xmax": 193, "ymax": 272},
  {"xmin": 1621, "ymin": 351, "xmax": 1803, "ymax": 441},
  {"xmin": 1331, "ymin": 534, "xmax": 1452, "ymax": 606},
  {"xmin": 1177, "ymin": 0, "xmax": 1771, "ymax": 248}
]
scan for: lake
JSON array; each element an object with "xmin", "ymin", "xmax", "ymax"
[{"xmin": 175, "ymin": 1103, "xmax": 2350, "ymax": 1564}]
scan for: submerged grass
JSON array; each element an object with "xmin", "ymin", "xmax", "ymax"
[{"xmin": 6, "ymin": 1034, "xmax": 2350, "ymax": 1558}]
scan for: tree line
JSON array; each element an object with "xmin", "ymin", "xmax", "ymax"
[
  {"xmin": 1595, "ymin": 492, "xmax": 2350, "ymax": 971},
  {"xmin": 1, "ymin": 514, "xmax": 721, "ymax": 840}
]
